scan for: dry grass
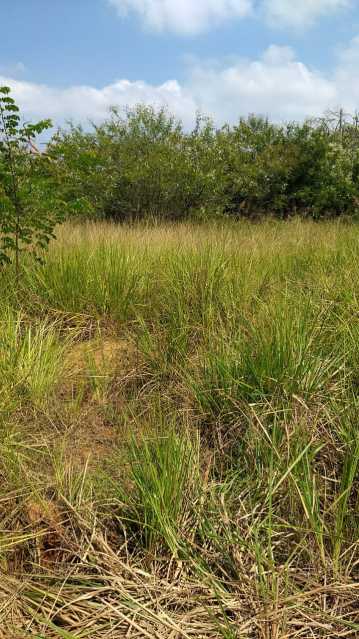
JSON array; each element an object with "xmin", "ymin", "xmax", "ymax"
[{"xmin": 0, "ymin": 219, "xmax": 358, "ymax": 637}]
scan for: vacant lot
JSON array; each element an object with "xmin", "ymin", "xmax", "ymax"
[{"xmin": 0, "ymin": 219, "xmax": 358, "ymax": 638}]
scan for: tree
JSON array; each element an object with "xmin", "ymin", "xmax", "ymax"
[
  {"xmin": 49, "ymin": 105, "xmax": 219, "ymax": 222},
  {"xmin": 0, "ymin": 86, "xmax": 62, "ymax": 276}
]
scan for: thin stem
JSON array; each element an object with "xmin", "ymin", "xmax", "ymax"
[{"xmin": 0, "ymin": 99, "xmax": 22, "ymax": 279}]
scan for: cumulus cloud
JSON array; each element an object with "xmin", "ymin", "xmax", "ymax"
[
  {"xmin": 262, "ymin": 0, "xmax": 352, "ymax": 28},
  {"xmin": 0, "ymin": 75, "xmax": 197, "ymax": 129},
  {"xmin": 108, "ymin": 0, "xmax": 253, "ymax": 34},
  {"xmin": 2, "ymin": 37, "xmax": 359, "ymax": 130},
  {"xmin": 189, "ymin": 45, "xmax": 336, "ymax": 123},
  {"xmin": 109, "ymin": 0, "xmax": 351, "ymax": 33}
]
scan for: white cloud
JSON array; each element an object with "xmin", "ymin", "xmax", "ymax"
[
  {"xmin": 109, "ymin": 0, "xmax": 352, "ymax": 32},
  {"xmin": 263, "ymin": 0, "xmax": 352, "ymax": 28},
  {"xmin": 188, "ymin": 45, "xmax": 336, "ymax": 122},
  {"xmin": 109, "ymin": 0, "xmax": 253, "ymax": 34},
  {"xmin": 2, "ymin": 37, "xmax": 359, "ymax": 130},
  {"xmin": 0, "ymin": 76, "xmax": 197, "ymax": 129}
]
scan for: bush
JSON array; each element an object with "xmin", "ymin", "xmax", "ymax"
[
  {"xmin": 49, "ymin": 106, "xmax": 219, "ymax": 221},
  {"xmin": 47, "ymin": 105, "xmax": 359, "ymax": 221}
]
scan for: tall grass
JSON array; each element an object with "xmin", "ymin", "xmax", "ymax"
[
  {"xmin": 120, "ymin": 427, "xmax": 200, "ymax": 556},
  {"xmin": 0, "ymin": 309, "xmax": 71, "ymax": 410},
  {"xmin": 0, "ymin": 219, "xmax": 359, "ymax": 637}
]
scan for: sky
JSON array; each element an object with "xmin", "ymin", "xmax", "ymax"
[{"xmin": 2, "ymin": 0, "xmax": 359, "ymax": 131}]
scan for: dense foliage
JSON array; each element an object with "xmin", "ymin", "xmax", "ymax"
[
  {"xmin": 2, "ymin": 83, "xmax": 359, "ymax": 226},
  {"xmin": 48, "ymin": 105, "xmax": 359, "ymax": 221}
]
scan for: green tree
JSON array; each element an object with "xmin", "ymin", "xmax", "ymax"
[
  {"xmin": 0, "ymin": 86, "xmax": 62, "ymax": 275},
  {"xmin": 49, "ymin": 105, "xmax": 219, "ymax": 222}
]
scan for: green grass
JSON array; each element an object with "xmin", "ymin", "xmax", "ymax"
[{"xmin": 0, "ymin": 219, "xmax": 359, "ymax": 638}]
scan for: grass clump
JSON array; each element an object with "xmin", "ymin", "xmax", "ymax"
[
  {"xmin": 0, "ymin": 309, "xmax": 70, "ymax": 410},
  {"xmin": 121, "ymin": 427, "xmax": 200, "ymax": 556},
  {"xmin": 188, "ymin": 295, "xmax": 344, "ymax": 422}
]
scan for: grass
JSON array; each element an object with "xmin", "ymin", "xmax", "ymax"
[{"xmin": 0, "ymin": 218, "xmax": 359, "ymax": 637}]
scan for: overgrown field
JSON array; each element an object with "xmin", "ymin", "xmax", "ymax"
[{"xmin": 1, "ymin": 219, "xmax": 359, "ymax": 638}]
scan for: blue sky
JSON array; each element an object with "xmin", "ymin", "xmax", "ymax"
[{"xmin": 2, "ymin": 0, "xmax": 359, "ymax": 129}]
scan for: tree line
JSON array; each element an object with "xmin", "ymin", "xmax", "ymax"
[
  {"xmin": 47, "ymin": 105, "xmax": 359, "ymax": 223},
  {"xmin": 2, "ymin": 84, "xmax": 359, "ymax": 266}
]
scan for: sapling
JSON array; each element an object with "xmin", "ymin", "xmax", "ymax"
[{"xmin": 0, "ymin": 85, "xmax": 61, "ymax": 277}]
